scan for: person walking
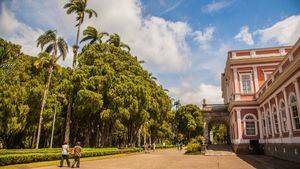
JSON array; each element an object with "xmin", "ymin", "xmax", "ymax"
[
  {"xmin": 152, "ymin": 142, "xmax": 156, "ymax": 152},
  {"xmin": 72, "ymin": 142, "xmax": 82, "ymax": 168},
  {"xmin": 59, "ymin": 141, "xmax": 70, "ymax": 167}
]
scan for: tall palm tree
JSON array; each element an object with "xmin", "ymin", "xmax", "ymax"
[
  {"xmin": 64, "ymin": 0, "xmax": 97, "ymax": 144},
  {"xmin": 80, "ymin": 26, "xmax": 108, "ymax": 44},
  {"xmin": 64, "ymin": 0, "xmax": 97, "ymax": 68},
  {"xmin": 107, "ymin": 33, "xmax": 131, "ymax": 52},
  {"xmin": 35, "ymin": 30, "xmax": 68, "ymax": 149}
]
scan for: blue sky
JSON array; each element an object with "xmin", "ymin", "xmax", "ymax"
[{"xmin": 0, "ymin": 0, "xmax": 300, "ymax": 105}]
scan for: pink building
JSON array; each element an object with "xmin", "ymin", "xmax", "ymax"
[{"xmin": 221, "ymin": 38, "xmax": 300, "ymax": 162}]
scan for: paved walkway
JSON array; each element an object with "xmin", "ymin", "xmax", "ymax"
[
  {"xmin": 35, "ymin": 149, "xmax": 300, "ymax": 169},
  {"xmin": 205, "ymin": 144, "xmax": 235, "ymax": 156}
]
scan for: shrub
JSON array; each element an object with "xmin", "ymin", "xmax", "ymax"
[
  {"xmin": 185, "ymin": 139, "xmax": 201, "ymax": 154},
  {"xmin": 0, "ymin": 148, "xmax": 142, "ymax": 166}
]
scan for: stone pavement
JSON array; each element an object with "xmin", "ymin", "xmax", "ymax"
[
  {"xmin": 35, "ymin": 148, "xmax": 300, "ymax": 169},
  {"xmin": 205, "ymin": 144, "xmax": 236, "ymax": 156}
]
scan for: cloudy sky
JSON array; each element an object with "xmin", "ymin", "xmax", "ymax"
[{"xmin": 0, "ymin": 0, "xmax": 300, "ymax": 106}]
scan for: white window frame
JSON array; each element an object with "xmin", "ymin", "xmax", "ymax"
[
  {"xmin": 289, "ymin": 93, "xmax": 300, "ymax": 130},
  {"xmin": 262, "ymin": 113, "xmax": 266, "ymax": 136},
  {"xmin": 266, "ymin": 109, "xmax": 272, "ymax": 135},
  {"xmin": 263, "ymin": 71, "xmax": 273, "ymax": 81},
  {"xmin": 239, "ymin": 73, "xmax": 254, "ymax": 94},
  {"xmin": 279, "ymin": 100, "xmax": 288, "ymax": 132},
  {"xmin": 272, "ymin": 106, "xmax": 280, "ymax": 134},
  {"xmin": 243, "ymin": 114, "xmax": 258, "ymax": 136}
]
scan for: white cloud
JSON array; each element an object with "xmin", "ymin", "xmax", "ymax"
[
  {"xmin": 234, "ymin": 26, "xmax": 254, "ymax": 45},
  {"xmin": 169, "ymin": 82, "xmax": 223, "ymax": 106},
  {"xmin": 1, "ymin": 0, "xmax": 192, "ymax": 72},
  {"xmin": 194, "ymin": 27, "xmax": 215, "ymax": 49},
  {"xmin": 202, "ymin": 1, "xmax": 232, "ymax": 13},
  {"xmin": 0, "ymin": 5, "xmax": 43, "ymax": 56},
  {"xmin": 199, "ymin": 43, "xmax": 231, "ymax": 79},
  {"xmin": 255, "ymin": 15, "xmax": 300, "ymax": 45}
]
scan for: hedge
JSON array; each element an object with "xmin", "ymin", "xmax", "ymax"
[{"xmin": 0, "ymin": 148, "xmax": 142, "ymax": 166}]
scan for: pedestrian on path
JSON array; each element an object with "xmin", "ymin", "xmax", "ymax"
[
  {"xmin": 59, "ymin": 141, "xmax": 70, "ymax": 167},
  {"xmin": 72, "ymin": 142, "xmax": 82, "ymax": 168}
]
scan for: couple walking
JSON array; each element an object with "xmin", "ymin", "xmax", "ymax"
[{"xmin": 60, "ymin": 141, "xmax": 82, "ymax": 168}]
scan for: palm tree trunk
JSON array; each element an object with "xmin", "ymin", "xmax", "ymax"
[
  {"xmin": 72, "ymin": 21, "xmax": 82, "ymax": 68},
  {"xmin": 36, "ymin": 66, "xmax": 53, "ymax": 149},
  {"xmin": 50, "ymin": 106, "xmax": 56, "ymax": 148},
  {"xmin": 64, "ymin": 96, "xmax": 72, "ymax": 143}
]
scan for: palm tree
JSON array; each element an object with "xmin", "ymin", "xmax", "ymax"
[
  {"xmin": 80, "ymin": 26, "xmax": 108, "ymax": 44},
  {"xmin": 64, "ymin": 0, "xmax": 97, "ymax": 144},
  {"xmin": 107, "ymin": 33, "xmax": 131, "ymax": 52},
  {"xmin": 35, "ymin": 30, "xmax": 68, "ymax": 149},
  {"xmin": 64, "ymin": 0, "xmax": 97, "ymax": 68}
]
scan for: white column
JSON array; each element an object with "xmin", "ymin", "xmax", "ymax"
[
  {"xmin": 283, "ymin": 89, "xmax": 293, "ymax": 137},
  {"xmin": 263, "ymin": 106, "xmax": 269, "ymax": 139},
  {"xmin": 275, "ymin": 97, "xmax": 283, "ymax": 137},
  {"xmin": 268, "ymin": 101, "xmax": 275, "ymax": 138},
  {"xmin": 253, "ymin": 66, "xmax": 259, "ymax": 92},
  {"xmin": 236, "ymin": 109, "xmax": 242, "ymax": 142},
  {"xmin": 257, "ymin": 109, "xmax": 263, "ymax": 139},
  {"xmin": 233, "ymin": 68, "xmax": 240, "ymax": 100},
  {"xmin": 294, "ymin": 80, "xmax": 300, "ymax": 113}
]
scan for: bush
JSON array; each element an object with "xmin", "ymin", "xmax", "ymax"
[
  {"xmin": 185, "ymin": 139, "xmax": 201, "ymax": 154},
  {"xmin": 0, "ymin": 148, "xmax": 142, "ymax": 166}
]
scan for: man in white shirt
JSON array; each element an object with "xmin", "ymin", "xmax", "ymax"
[{"xmin": 59, "ymin": 141, "xmax": 70, "ymax": 167}]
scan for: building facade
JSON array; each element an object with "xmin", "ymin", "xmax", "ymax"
[{"xmin": 221, "ymin": 39, "xmax": 300, "ymax": 162}]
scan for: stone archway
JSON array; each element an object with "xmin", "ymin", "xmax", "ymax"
[{"xmin": 202, "ymin": 103, "xmax": 229, "ymax": 145}]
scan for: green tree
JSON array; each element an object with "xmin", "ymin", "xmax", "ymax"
[
  {"xmin": 63, "ymin": 0, "xmax": 98, "ymax": 144},
  {"xmin": 35, "ymin": 30, "xmax": 68, "ymax": 149},
  {"xmin": 107, "ymin": 34, "xmax": 131, "ymax": 52},
  {"xmin": 175, "ymin": 104, "xmax": 203, "ymax": 142},
  {"xmin": 80, "ymin": 26, "xmax": 108, "ymax": 44}
]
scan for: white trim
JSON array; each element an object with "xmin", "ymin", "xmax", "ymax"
[
  {"xmin": 253, "ymin": 66, "xmax": 259, "ymax": 92},
  {"xmin": 275, "ymin": 97, "xmax": 283, "ymax": 137},
  {"xmin": 289, "ymin": 92, "xmax": 300, "ymax": 130},
  {"xmin": 237, "ymin": 109, "xmax": 242, "ymax": 140},
  {"xmin": 268, "ymin": 101, "xmax": 275, "ymax": 137},
  {"xmin": 263, "ymin": 71, "xmax": 273, "ymax": 81},
  {"xmin": 243, "ymin": 113, "xmax": 258, "ymax": 136},
  {"xmin": 239, "ymin": 73, "xmax": 254, "ymax": 94},
  {"xmin": 233, "ymin": 68, "xmax": 240, "ymax": 98},
  {"xmin": 259, "ymin": 72, "xmax": 300, "ymax": 108},
  {"xmin": 231, "ymin": 53, "xmax": 283, "ymax": 60},
  {"xmin": 258, "ymin": 109, "xmax": 263, "ymax": 139},
  {"xmin": 283, "ymin": 89, "xmax": 293, "ymax": 137},
  {"xmin": 232, "ymin": 136, "xmax": 300, "ymax": 144},
  {"xmin": 294, "ymin": 80, "xmax": 300, "ymax": 119},
  {"xmin": 231, "ymin": 62, "xmax": 279, "ymax": 69},
  {"xmin": 232, "ymin": 106, "xmax": 258, "ymax": 110},
  {"xmin": 259, "ymin": 71, "xmax": 300, "ymax": 106},
  {"xmin": 279, "ymin": 99, "xmax": 288, "ymax": 133}
]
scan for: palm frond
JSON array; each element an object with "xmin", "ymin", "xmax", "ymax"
[
  {"xmin": 120, "ymin": 43, "xmax": 130, "ymax": 52},
  {"xmin": 57, "ymin": 37, "xmax": 68, "ymax": 60},
  {"xmin": 45, "ymin": 44, "xmax": 54, "ymax": 53}
]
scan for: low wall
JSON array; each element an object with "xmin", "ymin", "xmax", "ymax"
[{"xmin": 264, "ymin": 143, "xmax": 300, "ymax": 163}]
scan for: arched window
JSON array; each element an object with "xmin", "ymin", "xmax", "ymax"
[
  {"xmin": 243, "ymin": 114, "xmax": 257, "ymax": 136},
  {"xmin": 279, "ymin": 101, "xmax": 287, "ymax": 132},
  {"xmin": 262, "ymin": 114, "xmax": 266, "ymax": 136},
  {"xmin": 267, "ymin": 110, "xmax": 273, "ymax": 135},
  {"xmin": 290, "ymin": 93, "xmax": 300, "ymax": 130},
  {"xmin": 273, "ymin": 106, "xmax": 279, "ymax": 134}
]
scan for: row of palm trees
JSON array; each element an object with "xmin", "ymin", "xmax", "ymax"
[{"xmin": 34, "ymin": 0, "xmax": 130, "ymax": 149}]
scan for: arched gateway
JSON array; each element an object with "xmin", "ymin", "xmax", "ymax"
[{"xmin": 202, "ymin": 102, "xmax": 230, "ymax": 145}]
